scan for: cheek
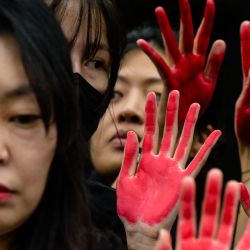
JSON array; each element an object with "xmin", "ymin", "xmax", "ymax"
[
  {"xmin": 17, "ymin": 129, "xmax": 57, "ymax": 206},
  {"xmin": 83, "ymin": 70, "xmax": 109, "ymax": 94},
  {"xmin": 0, "ymin": 129, "xmax": 57, "ymax": 236}
]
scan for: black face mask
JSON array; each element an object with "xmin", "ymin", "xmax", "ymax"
[{"xmin": 73, "ymin": 73, "xmax": 105, "ymax": 140}]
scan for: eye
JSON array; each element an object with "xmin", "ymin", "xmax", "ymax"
[
  {"xmin": 85, "ymin": 59, "xmax": 105, "ymax": 70},
  {"xmin": 111, "ymin": 91, "xmax": 123, "ymax": 101},
  {"xmin": 10, "ymin": 115, "xmax": 41, "ymax": 124},
  {"xmin": 155, "ymin": 92, "xmax": 162, "ymax": 102}
]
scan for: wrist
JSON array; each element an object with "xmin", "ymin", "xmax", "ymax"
[
  {"xmin": 125, "ymin": 229, "xmax": 158, "ymax": 250},
  {"xmin": 238, "ymin": 143, "xmax": 250, "ymax": 178}
]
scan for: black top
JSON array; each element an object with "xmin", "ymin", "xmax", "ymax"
[{"xmin": 87, "ymin": 171, "xmax": 127, "ymax": 249}]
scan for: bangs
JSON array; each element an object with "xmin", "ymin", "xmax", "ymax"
[{"xmin": 49, "ymin": 0, "xmax": 103, "ymax": 60}]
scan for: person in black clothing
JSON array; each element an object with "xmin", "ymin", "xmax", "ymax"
[
  {"xmin": 47, "ymin": 1, "xmax": 129, "ymax": 248},
  {"xmin": 47, "ymin": 0, "xmax": 126, "ymax": 140},
  {"xmin": 89, "ymin": 21, "xmax": 225, "ymax": 248},
  {"xmin": 88, "ymin": 24, "xmax": 166, "ymax": 247},
  {"xmin": 0, "ymin": 0, "xmax": 100, "ymax": 249}
]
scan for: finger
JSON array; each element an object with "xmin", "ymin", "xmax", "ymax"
[
  {"xmin": 236, "ymin": 219, "xmax": 250, "ymax": 250},
  {"xmin": 137, "ymin": 39, "xmax": 176, "ymax": 88},
  {"xmin": 177, "ymin": 176, "xmax": 196, "ymax": 243},
  {"xmin": 155, "ymin": 7, "xmax": 181, "ymax": 63},
  {"xmin": 160, "ymin": 90, "xmax": 179, "ymax": 157},
  {"xmin": 240, "ymin": 183, "xmax": 250, "ymax": 217},
  {"xmin": 217, "ymin": 180, "xmax": 240, "ymax": 246},
  {"xmin": 174, "ymin": 103, "xmax": 200, "ymax": 166},
  {"xmin": 153, "ymin": 230, "xmax": 172, "ymax": 250},
  {"xmin": 240, "ymin": 21, "xmax": 250, "ymax": 81},
  {"xmin": 179, "ymin": 0, "xmax": 194, "ymax": 54},
  {"xmin": 204, "ymin": 40, "xmax": 226, "ymax": 83},
  {"xmin": 199, "ymin": 169, "xmax": 223, "ymax": 238},
  {"xmin": 142, "ymin": 92, "xmax": 158, "ymax": 154},
  {"xmin": 185, "ymin": 129, "xmax": 221, "ymax": 177},
  {"xmin": 194, "ymin": 0, "xmax": 215, "ymax": 55},
  {"xmin": 239, "ymin": 71, "xmax": 250, "ymax": 107},
  {"xmin": 119, "ymin": 131, "xmax": 139, "ymax": 178}
]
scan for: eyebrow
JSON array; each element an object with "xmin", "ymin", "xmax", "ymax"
[
  {"xmin": 97, "ymin": 43, "xmax": 110, "ymax": 52},
  {"xmin": 117, "ymin": 75, "xmax": 163, "ymax": 85},
  {"xmin": 3, "ymin": 84, "xmax": 33, "ymax": 100}
]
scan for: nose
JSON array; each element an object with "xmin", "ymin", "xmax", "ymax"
[
  {"xmin": 71, "ymin": 58, "xmax": 81, "ymax": 74},
  {"xmin": 0, "ymin": 132, "xmax": 10, "ymax": 165},
  {"xmin": 117, "ymin": 91, "xmax": 145, "ymax": 125}
]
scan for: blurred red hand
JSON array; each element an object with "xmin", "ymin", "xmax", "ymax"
[
  {"xmin": 239, "ymin": 183, "xmax": 250, "ymax": 217},
  {"xmin": 235, "ymin": 21, "xmax": 250, "ymax": 145},
  {"xmin": 138, "ymin": 0, "xmax": 225, "ymax": 123},
  {"xmin": 116, "ymin": 90, "xmax": 221, "ymax": 233},
  {"xmin": 154, "ymin": 169, "xmax": 241, "ymax": 250},
  {"xmin": 236, "ymin": 219, "xmax": 250, "ymax": 250}
]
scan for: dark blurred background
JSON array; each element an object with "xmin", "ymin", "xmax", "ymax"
[{"xmin": 116, "ymin": 0, "xmax": 250, "ymax": 184}]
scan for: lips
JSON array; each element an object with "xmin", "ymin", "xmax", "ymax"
[
  {"xmin": 110, "ymin": 129, "xmax": 142, "ymax": 149},
  {"xmin": 110, "ymin": 130, "xmax": 127, "ymax": 149},
  {"xmin": 0, "ymin": 184, "xmax": 13, "ymax": 201}
]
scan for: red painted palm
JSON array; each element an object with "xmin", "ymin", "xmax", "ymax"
[{"xmin": 116, "ymin": 90, "xmax": 221, "ymax": 234}]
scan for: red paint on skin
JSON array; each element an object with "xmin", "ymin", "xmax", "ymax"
[
  {"xmin": 174, "ymin": 103, "xmax": 199, "ymax": 162},
  {"xmin": 180, "ymin": 180, "xmax": 194, "ymax": 220},
  {"xmin": 179, "ymin": 0, "xmax": 194, "ymax": 54},
  {"xmin": 204, "ymin": 196, "xmax": 218, "ymax": 215},
  {"xmin": 181, "ymin": 240, "xmax": 227, "ymax": 250},
  {"xmin": 200, "ymin": 217, "xmax": 217, "ymax": 238},
  {"xmin": 120, "ymin": 131, "xmax": 138, "ymax": 178},
  {"xmin": 237, "ymin": 220, "xmax": 250, "ymax": 250},
  {"xmin": 160, "ymin": 90, "xmax": 178, "ymax": 152},
  {"xmin": 217, "ymin": 183, "xmax": 238, "ymax": 245},
  {"xmin": 240, "ymin": 183, "xmax": 250, "ymax": 209},
  {"xmin": 185, "ymin": 130, "xmax": 221, "ymax": 175},
  {"xmin": 138, "ymin": 0, "xmax": 225, "ymax": 123},
  {"xmin": 117, "ymin": 90, "xmax": 221, "ymax": 226},
  {"xmin": 199, "ymin": 172, "xmax": 222, "ymax": 238},
  {"xmin": 203, "ymin": 178, "xmax": 221, "ymax": 215},
  {"xmin": 142, "ymin": 92, "xmax": 157, "ymax": 153},
  {"xmin": 240, "ymin": 22, "xmax": 250, "ymax": 79},
  {"xmin": 179, "ymin": 220, "xmax": 195, "ymax": 240},
  {"xmin": 160, "ymin": 171, "xmax": 245, "ymax": 250},
  {"xmin": 235, "ymin": 22, "xmax": 250, "ymax": 144},
  {"xmin": 235, "ymin": 78, "xmax": 250, "ymax": 144},
  {"xmin": 196, "ymin": 0, "xmax": 215, "ymax": 55},
  {"xmin": 155, "ymin": 7, "xmax": 181, "ymax": 62}
]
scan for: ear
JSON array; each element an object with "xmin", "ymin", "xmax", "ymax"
[{"xmin": 189, "ymin": 124, "xmax": 214, "ymax": 158}]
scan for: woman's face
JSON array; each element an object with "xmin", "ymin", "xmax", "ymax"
[
  {"xmin": 90, "ymin": 48, "xmax": 164, "ymax": 175},
  {"xmin": 0, "ymin": 34, "xmax": 57, "ymax": 236},
  {"xmin": 59, "ymin": 1, "xmax": 111, "ymax": 94}
]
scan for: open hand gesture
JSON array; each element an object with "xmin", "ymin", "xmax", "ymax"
[
  {"xmin": 138, "ymin": 0, "xmax": 225, "ymax": 123},
  {"xmin": 154, "ymin": 169, "xmax": 241, "ymax": 250},
  {"xmin": 235, "ymin": 21, "xmax": 250, "ymax": 146},
  {"xmin": 116, "ymin": 90, "xmax": 221, "ymax": 244}
]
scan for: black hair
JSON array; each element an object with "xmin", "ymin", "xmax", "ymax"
[
  {"xmin": 0, "ymin": 0, "xmax": 98, "ymax": 249},
  {"xmin": 49, "ymin": 0, "xmax": 126, "ymax": 118},
  {"xmin": 126, "ymin": 23, "xmax": 164, "ymax": 52}
]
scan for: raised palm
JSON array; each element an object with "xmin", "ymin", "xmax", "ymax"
[
  {"xmin": 138, "ymin": 0, "xmax": 226, "ymax": 123},
  {"xmin": 116, "ymin": 90, "xmax": 221, "ymax": 233},
  {"xmin": 154, "ymin": 170, "xmax": 243, "ymax": 250},
  {"xmin": 235, "ymin": 21, "xmax": 250, "ymax": 145}
]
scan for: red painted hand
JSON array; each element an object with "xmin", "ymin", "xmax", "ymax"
[
  {"xmin": 239, "ymin": 183, "xmax": 250, "ymax": 217},
  {"xmin": 236, "ymin": 219, "xmax": 250, "ymax": 250},
  {"xmin": 235, "ymin": 21, "xmax": 250, "ymax": 145},
  {"xmin": 116, "ymin": 90, "xmax": 221, "ymax": 235},
  {"xmin": 154, "ymin": 169, "xmax": 241, "ymax": 250},
  {"xmin": 177, "ymin": 170, "xmax": 239, "ymax": 250},
  {"xmin": 137, "ymin": 0, "xmax": 225, "ymax": 123}
]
